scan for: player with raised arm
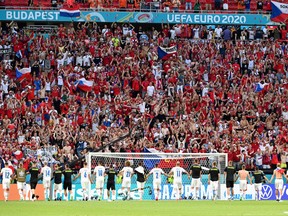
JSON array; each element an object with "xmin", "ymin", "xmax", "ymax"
[
  {"xmin": 53, "ymin": 164, "xmax": 63, "ymax": 201},
  {"xmin": 190, "ymin": 159, "xmax": 202, "ymax": 200},
  {"xmin": 208, "ymin": 161, "xmax": 220, "ymax": 201},
  {"xmin": 74, "ymin": 162, "xmax": 92, "ymax": 201},
  {"xmin": 224, "ymin": 161, "xmax": 236, "ymax": 201},
  {"xmin": 106, "ymin": 164, "xmax": 118, "ymax": 202},
  {"xmin": 252, "ymin": 166, "xmax": 269, "ymax": 201},
  {"xmin": 146, "ymin": 163, "xmax": 168, "ymax": 201},
  {"xmin": 169, "ymin": 161, "xmax": 190, "ymax": 200},
  {"xmin": 119, "ymin": 160, "xmax": 134, "ymax": 200},
  {"xmin": 41, "ymin": 161, "xmax": 52, "ymax": 201},
  {"xmin": 270, "ymin": 163, "xmax": 287, "ymax": 202},
  {"xmin": 63, "ymin": 164, "xmax": 74, "ymax": 201},
  {"xmin": 15, "ymin": 162, "xmax": 26, "ymax": 201},
  {"xmin": 93, "ymin": 161, "xmax": 106, "ymax": 201},
  {"xmin": 29, "ymin": 161, "xmax": 40, "ymax": 201},
  {"xmin": 235, "ymin": 164, "xmax": 252, "ymax": 201},
  {"xmin": 134, "ymin": 162, "xmax": 146, "ymax": 201},
  {"xmin": 0, "ymin": 162, "xmax": 13, "ymax": 202}
]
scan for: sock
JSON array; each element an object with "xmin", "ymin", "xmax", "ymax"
[
  {"xmin": 112, "ymin": 194, "xmax": 116, "ymax": 200},
  {"xmin": 4, "ymin": 192, "xmax": 8, "ymax": 200},
  {"xmin": 32, "ymin": 194, "xmax": 35, "ymax": 199},
  {"xmin": 255, "ymin": 192, "xmax": 258, "ymax": 200},
  {"xmin": 44, "ymin": 190, "xmax": 47, "ymax": 199},
  {"xmin": 19, "ymin": 190, "xmax": 23, "ymax": 199},
  {"xmin": 193, "ymin": 188, "xmax": 196, "ymax": 198},
  {"xmin": 139, "ymin": 190, "xmax": 143, "ymax": 200},
  {"xmin": 276, "ymin": 195, "xmax": 279, "ymax": 200},
  {"xmin": 154, "ymin": 190, "xmax": 158, "ymax": 199},
  {"xmin": 127, "ymin": 191, "xmax": 130, "ymax": 199},
  {"xmin": 99, "ymin": 190, "xmax": 102, "ymax": 199},
  {"xmin": 279, "ymin": 193, "xmax": 282, "ymax": 200}
]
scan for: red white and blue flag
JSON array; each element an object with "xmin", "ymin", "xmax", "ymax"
[
  {"xmin": 255, "ymin": 82, "xmax": 269, "ymax": 93},
  {"xmin": 157, "ymin": 46, "xmax": 177, "ymax": 60},
  {"xmin": 76, "ymin": 78, "xmax": 94, "ymax": 92},
  {"xmin": 271, "ymin": 1, "xmax": 288, "ymax": 23},
  {"xmin": 16, "ymin": 67, "xmax": 31, "ymax": 81},
  {"xmin": 60, "ymin": 5, "xmax": 80, "ymax": 18}
]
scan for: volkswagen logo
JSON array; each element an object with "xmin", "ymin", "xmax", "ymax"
[{"xmin": 261, "ymin": 185, "xmax": 273, "ymax": 200}]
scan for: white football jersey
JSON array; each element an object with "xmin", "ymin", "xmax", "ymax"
[
  {"xmin": 121, "ymin": 167, "xmax": 134, "ymax": 181},
  {"xmin": 80, "ymin": 168, "xmax": 90, "ymax": 182},
  {"xmin": 41, "ymin": 166, "xmax": 52, "ymax": 180},
  {"xmin": 171, "ymin": 167, "xmax": 186, "ymax": 181},
  {"xmin": 94, "ymin": 166, "xmax": 105, "ymax": 179},
  {"xmin": 1, "ymin": 167, "xmax": 13, "ymax": 181},
  {"xmin": 149, "ymin": 168, "xmax": 165, "ymax": 182}
]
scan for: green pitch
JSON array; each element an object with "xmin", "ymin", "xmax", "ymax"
[{"xmin": 1, "ymin": 200, "xmax": 288, "ymax": 216}]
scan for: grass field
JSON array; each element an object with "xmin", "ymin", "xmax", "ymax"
[{"xmin": 1, "ymin": 200, "xmax": 288, "ymax": 216}]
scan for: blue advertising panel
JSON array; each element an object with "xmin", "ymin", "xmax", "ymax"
[{"xmin": 0, "ymin": 9, "xmax": 273, "ymax": 25}]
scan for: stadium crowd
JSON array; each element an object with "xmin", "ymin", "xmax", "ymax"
[{"xmin": 0, "ymin": 20, "xmax": 287, "ymax": 176}]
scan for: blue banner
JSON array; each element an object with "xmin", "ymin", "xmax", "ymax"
[{"xmin": 0, "ymin": 10, "xmax": 274, "ymax": 25}]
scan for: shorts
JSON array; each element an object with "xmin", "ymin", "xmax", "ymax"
[
  {"xmin": 107, "ymin": 182, "xmax": 115, "ymax": 190},
  {"xmin": 63, "ymin": 182, "xmax": 72, "ymax": 191},
  {"xmin": 191, "ymin": 178, "xmax": 201, "ymax": 188},
  {"xmin": 226, "ymin": 180, "xmax": 234, "ymax": 188},
  {"xmin": 137, "ymin": 181, "xmax": 145, "ymax": 189},
  {"xmin": 81, "ymin": 181, "xmax": 89, "ymax": 190},
  {"xmin": 54, "ymin": 183, "xmax": 62, "ymax": 191},
  {"xmin": 254, "ymin": 183, "xmax": 262, "ymax": 191},
  {"xmin": 17, "ymin": 182, "xmax": 26, "ymax": 190},
  {"xmin": 153, "ymin": 181, "xmax": 161, "ymax": 190},
  {"xmin": 211, "ymin": 181, "xmax": 218, "ymax": 191},
  {"xmin": 96, "ymin": 179, "xmax": 105, "ymax": 189},
  {"xmin": 275, "ymin": 179, "xmax": 283, "ymax": 190},
  {"xmin": 122, "ymin": 180, "xmax": 131, "ymax": 188},
  {"xmin": 2, "ymin": 180, "xmax": 10, "ymax": 190},
  {"xmin": 43, "ymin": 179, "xmax": 51, "ymax": 188},
  {"xmin": 30, "ymin": 182, "xmax": 38, "ymax": 190},
  {"xmin": 239, "ymin": 180, "xmax": 247, "ymax": 191},
  {"xmin": 173, "ymin": 180, "xmax": 182, "ymax": 190}
]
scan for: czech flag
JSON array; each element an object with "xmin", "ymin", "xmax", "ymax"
[
  {"xmin": 157, "ymin": 45, "xmax": 177, "ymax": 60},
  {"xmin": 143, "ymin": 147, "xmax": 161, "ymax": 170},
  {"xmin": 16, "ymin": 67, "xmax": 31, "ymax": 81},
  {"xmin": 255, "ymin": 82, "xmax": 269, "ymax": 93},
  {"xmin": 60, "ymin": 5, "xmax": 80, "ymax": 17},
  {"xmin": 271, "ymin": 1, "xmax": 288, "ymax": 23},
  {"xmin": 76, "ymin": 78, "xmax": 94, "ymax": 92}
]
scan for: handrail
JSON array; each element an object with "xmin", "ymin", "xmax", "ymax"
[{"xmin": 0, "ymin": 6, "xmax": 272, "ymax": 15}]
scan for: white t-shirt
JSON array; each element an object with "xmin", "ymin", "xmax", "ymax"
[
  {"xmin": 1, "ymin": 167, "xmax": 13, "ymax": 181},
  {"xmin": 41, "ymin": 166, "xmax": 52, "ymax": 180},
  {"xmin": 121, "ymin": 167, "xmax": 134, "ymax": 181},
  {"xmin": 149, "ymin": 168, "xmax": 165, "ymax": 182},
  {"xmin": 147, "ymin": 85, "xmax": 155, "ymax": 96},
  {"xmin": 80, "ymin": 167, "xmax": 90, "ymax": 182},
  {"xmin": 170, "ymin": 29, "xmax": 176, "ymax": 39},
  {"xmin": 57, "ymin": 75, "xmax": 64, "ymax": 86},
  {"xmin": 282, "ymin": 111, "xmax": 288, "ymax": 120},
  {"xmin": 94, "ymin": 165, "xmax": 105, "ymax": 180},
  {"xmin": 170, "ymin": 166, "xmax": 186, "ymax": 182},
  {"xmin": 83, "ymin": 55, "xmax": 92, "ymax": 66},
  {"xmin": 214, "ymin": 28, "xmax": 222, "ymax": 38}
]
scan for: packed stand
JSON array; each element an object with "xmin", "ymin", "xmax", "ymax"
[
  {"xmin": 0, "ymin": 0, "xmax": 275, "ymax": 12},
  {"xmin": 0, "ymin": 21, "xmax": 288, "ymax": 176}
]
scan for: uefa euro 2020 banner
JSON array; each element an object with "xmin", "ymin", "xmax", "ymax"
[
  {"xmin": 0, "ymin": 9, "xmax": 275, "ymax": 25},
  {"xmin": 0, "ymin": 175, "xmax": 287, "ymax": 201}
]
